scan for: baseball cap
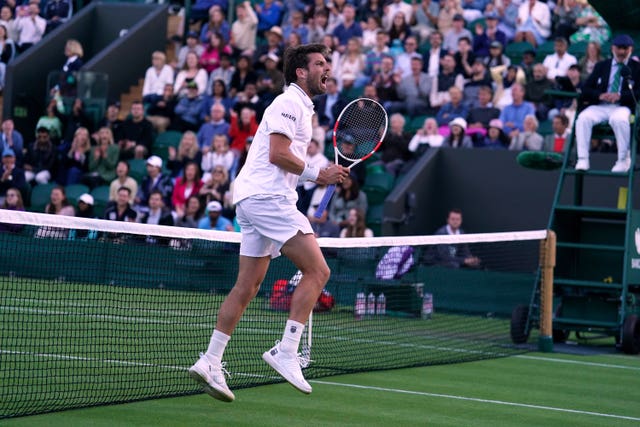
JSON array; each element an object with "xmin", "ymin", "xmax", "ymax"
[
  {"xmin": 490, "ymin": 40, "xmax": 503, "ymax": 49},
  {"xmin": 207, "ymin": 200, "xmax": 222, "ymax": 212},
  {"xmin": 2, "ymin": 147, "xmax": 15, "ymax": 157},
  {"xmin": 146, "ymin": 155, "xmax": 163, "ymax": 168},
  {"xmin": 612, "ymin": 34, "xmax": 634, "ymax": 47},
  {"xmin": 453, "ymin": 13, "xmax": 464, "ymax": 22},
  {"xmin": 186, "ymin": 80, "xmax": 198, "ymax": 89},
  {"xmin": 485, "ymin": 11, "xmax": 499, "ymax": 19},
  {"xmin": 78, "ymin": 193, "xmax": 94, "ymax": 206}
]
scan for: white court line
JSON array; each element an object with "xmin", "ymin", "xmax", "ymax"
[
  {"xmin": 515, "ymin": 354, "xmax": 640, "ymax": 372},
  {"xmin": 311, "ymin": 380, "xmax": 640, "ymax": 422}
]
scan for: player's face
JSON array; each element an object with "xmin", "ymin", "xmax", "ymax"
[{"xmin": 304, "ymin": 52, "xmax": 331, "ymax": 97}]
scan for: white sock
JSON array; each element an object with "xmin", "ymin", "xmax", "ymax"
[
  {"xmin": 206, "ymin": 329, "xmax": 230, "ymax": 361},
  {"xmin": 279, "ymin": 320, "xmax": 304, "ymax": 354}
]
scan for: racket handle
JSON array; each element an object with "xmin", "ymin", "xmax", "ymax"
[{"xmin": 313, "ymin": 184, "xmax": 336, "ymax": 219}]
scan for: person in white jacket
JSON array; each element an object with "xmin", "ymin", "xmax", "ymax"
[{"xmin": 142, "ymin": 51, "xmax": 175, "ymax": 105}]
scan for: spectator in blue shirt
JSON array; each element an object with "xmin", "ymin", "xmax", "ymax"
[
  {"xmin": 499, "ymin": 83, "xmax": 536, "ymax": 138},
  {"xmin": 197, "ymin": 103, "xmax": 230, "ymax": 149},
  {"xmin": 256, "ymin": 0, "xmax": 283, "ymax": 37},
  {"xmin": 332, "ymin": 4, "xmax": 362, "ymax": 54},
  {"xmin": 198, "ymin": 200, "xmax": 233, "ymax": 231}
]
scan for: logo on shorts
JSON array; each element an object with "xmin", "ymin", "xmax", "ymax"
[{"xmin": 281, "ymin": 112, "xmax": 296, "ymax": 122}]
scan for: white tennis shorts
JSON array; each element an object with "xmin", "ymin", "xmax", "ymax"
[{"xmin": 236, "ymin": 195, "xmax": 314, "ymax": 258}]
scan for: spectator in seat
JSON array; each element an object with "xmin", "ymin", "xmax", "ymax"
[
  {"xmin": 542, "ymin": 36, "xmax": 577, "ymax": 81},
  {"xmin": 499, "ymin": 82, "xmax": 536, "ymax": 138},
  {"xmin": 328, "ymin": 173, "xmax": 368, "ymax": 230},
  {"xmin": 146, "ymin": 83, "xmax": 177, "ymax": 134},
  {"xmin": 477, "ymin": 118, "xmax": 510, "ymax": 150},
  {"xmin": 174, "ymin": 51, "xmax": 208, "ymax": 99},
  {"xmin": 525, "ymin": 63, "xmax": 554, "ymax": 121},
  {"xmin": 430, "ymin": 53, "xmax": 465, "ymax": 108},
  {"xmin": 172, "ymin": 161, "xmax": 203, "ymax": 218},
  {"xmin": 201, "ymin": 134, "xmax": 234, "ymax": 182},
  {"xmin": 104, "ymin": 186, "xmax": 137, "ymax": 222},
  {"xmin": 85, "ymin": 127, "xmax": 119, "ymax": 189},
  {"xmin": 340, "ymin": 208, "xmax": 373, "ymax": 238},
  {"xmin": 408, "ymin": 117, "xmax": 444, "ymax": 153},
  {"xmin": 509, "ymin": 114, "xmax": 544, "ymax": 151},
  {"xmin": 200, "ymin": 31, "xmax": 232, "ymax": 75},
  {"xmin": 108, "ymin": 160, "xmax": 137, "ymax": 204},
  {"xmin": 198, "ymin": 164, "xmax": 229, "ymax": 206},
  {"xmin": 24, "ymin": 126, "xmax": 55, "ymax": 185},
  {"xmin": 135, "ymin": 155, "xmax": 173, "ymax": 213},
  {"xmin": 0, "ymin": 148, "xmax": 27, "ymax": 202},
  {"xmin": 544, "ymin": 113, "xmax": 571, "ymax": 153},
  {"xmin": 59, "ymin": 126, "xmax": 90, "ymax": 185},
  {"xmin": 97, "ymin": 101, "xmax": 124, "ymax": 142},
  {"xmin": 0, "ymin": 119, "xmax": 24, "ymax": 167},
  {"xmin": 197, "ymin": 102, "xmax": 230, "ymax": 150},
  {"xmin": 118, "ymin": 100, "xmax": 154, "ymax": 160},
  {"xmin": 230, "ymin": 1, "xmax": 259, "ymax": 58},
  {"xmin": 467, "ymin": 85, "xmax": 501, "ymax": 129},
  {"xmin": 331, "ymin": 3, "xmax": 362, "ymax": 54},
  {"xmin": 175, "ymin": 31, "xmax": 205, "ymax": 71},
  {"xmin": 443, "ymin": 117, "xmax": 473, "ymax": 148},
  {"xmin": 167, "ymin": 130, "xmax": 202, "ymax": 178},
  {"xmin": 228, "ymin": 106, "xmax": 258, "ymax": 159},
  {"xmin": 139, "ymin": 189, "xmax": 174, "ymax": 227},
  {"xmin": 175, "ymin": 194, "xmax": 203, "ymax": 228},
  {"xmin": 0, "ymin": 7, "xmax": 17, "ymax": 43},
  {"xmin": 313, "ymin": 77, "xmax": 348, "ymax": 131},
  {"xmin": 473, "ymin": 10, "xmax": 507, "ymax": 59},
  {"xmin": 198, "ymin": 200, "xmax": 233, "ymax": 231},
  {"xmin": 255, "ymin": 0, "xmax": 283, "ymax": 38},
  {"xmin": 15, "ymin": 1, "xmax": 46, "ymax": 53},
  {"xmin": 0, "ymin": 187, "xmax": 25, "ymax": 233},
  {"xmin": 197, "ymin": 4, "xmax": 230, "ymax": 43},
  {"xmin": 513, "ymin": 0, "xmax": 551, "ymax": 48},
  {"xmin": 142, "ymin": 51, "xmax": 175, "ymax": 106},
  {"xmin": 174, "ymin": 80, "xmax": 206, "ymax": 132},
  {"xmin": 44, "ymin": 185, "xmax": 74, "ymax": 216},
  {"xmin": 43, "ymin": 0, "xmax": 72, "ymax": 34}
]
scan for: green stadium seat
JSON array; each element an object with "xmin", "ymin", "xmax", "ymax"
[
  {"xmin": 537, "ymin": 120, "xmax": 553, "ymax": 136},
  {"xmin": 407, "ymin": 115, "xmax": 429, "ymax": 133},
  {"xmin": 127, "ymin": 158, "xmax": 147, "ymax": 184},
  {"xmin": 154, "ymin": 130, "xmax": 182, "ymax": 148},
  {"xmin": 65, "ymin": 184, "xmax": 90, "ymax": 207},
  {"xmin": 505, "ymin": 41, "xmax": 535, "ymax": 64},
  {"xmin": 535, "ymin": 40, "xmax": 556, "ymax": 62},
  {"xmin": 90, "ymin": 185, "xmax": 111, "ymax": 219},
  {"xmin": 568, "ymin": 40, "xmax": 588, "ymax": 58},
  {"xmin": 365, "ymin": 203, "xmax": 385, "ymax": 236},
  {"xmin": 29, "ymin": 183, "xmax": 56, "ymax": 212},
  {"xmin": 362, "ymin": 171, "xmax": 395, "ymax": 205}
]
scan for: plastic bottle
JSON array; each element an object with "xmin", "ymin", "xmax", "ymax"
[
  {"xmin": 422, "ymin": 293, "xmax": 433, "ymax": 320},
  {"xmin": 376, "ymin": 293, "xmax": 386, "ymax": 316},
  {"xmin": 366, "ymin": 292, "xmax": 376, "ymax": 317},
  {"xmin": 354, "ymin": 292, "xmax": 366, "ymax": 320}
]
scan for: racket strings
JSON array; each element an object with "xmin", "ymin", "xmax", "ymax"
[{"xmin": 335, "ymin": 99, "xmax": 387, "ymax": 160}]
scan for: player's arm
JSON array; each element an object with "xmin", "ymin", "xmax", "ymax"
[{"xmin": 269, "ymin": 133, "xmax": 347, "ymax": 185}]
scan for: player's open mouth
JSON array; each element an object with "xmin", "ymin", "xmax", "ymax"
[{"xmin": 321, "ymin": 75, "xmax": 328, "ymax": 84}]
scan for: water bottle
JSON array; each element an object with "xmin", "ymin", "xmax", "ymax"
[
  {"xmin": 376, "ymin": 293, "xmax": 386, "ymax": 316},
  {"xmin": 354, "ymin": 292, "xmax": 366, "ymax": 320},
  {"xmin": 366, "ymin": 292, "xmax": 376, "ymax": 317},
  {"xmin": 422, "ymin": 293, "xmax": 433, "ymax": 320}
]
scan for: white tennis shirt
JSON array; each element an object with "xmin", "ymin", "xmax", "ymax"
[{"xmin": 233, "ymin": 83, "xmax": 316, "ymax": 204}]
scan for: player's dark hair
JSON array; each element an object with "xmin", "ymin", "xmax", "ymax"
[{"xmin": 283, "ymin": 43, "xmax": 329, "ymax": 86}]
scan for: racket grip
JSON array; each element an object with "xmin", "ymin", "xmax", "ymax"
[{"xmin": 313, "ymin": 184, "xmax": 336, "ymax": 219}]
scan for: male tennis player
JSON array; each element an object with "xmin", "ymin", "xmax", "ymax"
[{"xmin": 189, "ymin": 43, "xmax": 349, "ymax": 402}]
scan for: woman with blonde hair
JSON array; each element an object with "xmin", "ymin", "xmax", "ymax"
[
  {"xmin": 59, "ymin": 38, "xmax": 84, "ymax": 97},
  {"xmin": 86, "ymin": 127, "xmax": 120, "ymax": 188},
  {"xmin": 167, "ymin": 130, "xmax": 203, "ymax": 177}
]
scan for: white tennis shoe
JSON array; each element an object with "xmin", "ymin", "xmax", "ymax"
[
  {"xmin": 262, "ymin": 342, "xmax": 312, "ymax": 394},
  {"xmin": 188, "ymin": 353, "xmax": 235, "ymax": 402}
]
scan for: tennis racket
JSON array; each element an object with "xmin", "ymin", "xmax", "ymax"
[{"xmin": 313, "ymin": 97, "xmax": 388, "ymax": 219}]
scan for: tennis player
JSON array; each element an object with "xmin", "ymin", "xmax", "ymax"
[{"xmin": 189, "ymin": 43, "xmax": 349, "ymax": 402}]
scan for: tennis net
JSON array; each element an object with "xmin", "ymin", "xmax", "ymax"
[{"xmin": 0, "ymin": 210, "xmax": 548, "ymax": 418}]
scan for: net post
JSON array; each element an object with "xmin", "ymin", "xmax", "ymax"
[{"xmin": 538, "ymin": 229, "xmax": 556, "ymax": 352}]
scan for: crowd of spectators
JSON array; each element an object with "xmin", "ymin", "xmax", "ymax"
[{"xmin": 0, "ymin": 0, "xmax": 628, "ymax": 238}]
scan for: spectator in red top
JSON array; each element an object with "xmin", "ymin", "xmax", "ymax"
[
  {"xmin": 228, "ymin": 106, "xmax": 257, "ymax": 157},
  {"xmin": 172, "ymin": 161, "xmax": 204, "ymax": 217}
]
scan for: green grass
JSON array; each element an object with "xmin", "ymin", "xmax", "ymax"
[{"xmin": 2, "ymin": 350, "xmax": 639, "ymax": 426}]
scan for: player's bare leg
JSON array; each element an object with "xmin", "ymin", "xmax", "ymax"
[
  {"xmin": 262, "ymin": 232, "xmax": 329, "ymax": 394},
  {"xmin": 190, "ymin": 255, "xmax": 271, "ymax": 402}
]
